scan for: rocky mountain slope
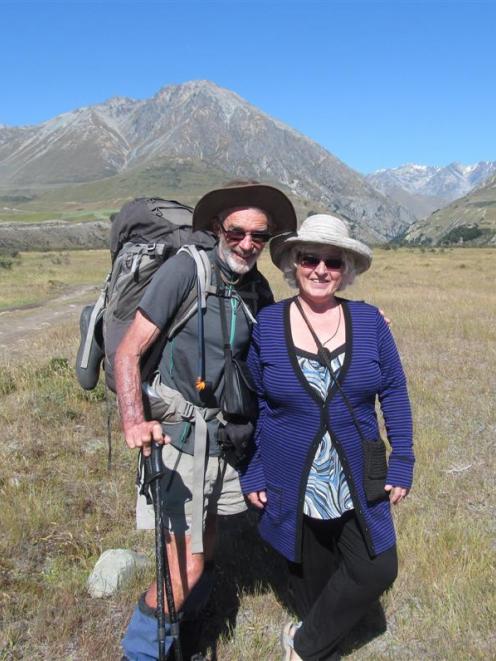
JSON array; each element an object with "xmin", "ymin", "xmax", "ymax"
[
  {"xmin": 0, "ymin": 81, "xmax": 415, "ymax": 243},
  {"xmin": 367, "ymin": 161, "xmax": 496, "ymax": 219},
  {"xmin": 404, "ymin": 173, "xmax": 496, "ymax": 245}
]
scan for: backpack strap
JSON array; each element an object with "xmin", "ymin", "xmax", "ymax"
[
  {"xmin": 176, "ymin": 245, "xmax": 214, "ymax": 390},
  {"xmin": 166, "ymin": 245, "xmax": 214, "ymax": 334},
  {"xmin": 179, "ymin": 245, "xmax": 213, "ymax": 308},
  {"xmin": 141, "ymin": 246, "xmax": 214, "ymax": 382}
]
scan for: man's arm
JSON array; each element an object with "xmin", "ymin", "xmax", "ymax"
[{"xmin": 114, "ymin": 310, "xmax": 168, "ymax": 456}]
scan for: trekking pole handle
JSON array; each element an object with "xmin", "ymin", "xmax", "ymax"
[
  {"xmin": 144, "ymin": 441, "xmax": 165, "ymax": 484},
  {"xmin": 150, "ymin": 440, "xmax": 165, "ymax": 476}
]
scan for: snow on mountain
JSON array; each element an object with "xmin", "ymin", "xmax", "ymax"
[{"xmin": 367, "ymin": 161, "xmax": 496, "ymax": 202}]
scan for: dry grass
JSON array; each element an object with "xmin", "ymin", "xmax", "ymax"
[
  {"xmin": 0, "ymin": 247, "xmax": 495, "ymax": 660},
  {"xmin": 0, "ymin": 250, "xmax": 110, "ymax": 309}
]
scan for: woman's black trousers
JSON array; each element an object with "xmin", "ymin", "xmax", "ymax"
[{"xmin": 288, "ymin": 512, "xmax": 398, "ymax": 661}]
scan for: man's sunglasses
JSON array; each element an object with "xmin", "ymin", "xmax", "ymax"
[
  {"xmin": 298, "ymin": 253, "xmax": 344, "ymax": 270},
  {"xmin": 220, "ymin": 223, "xmax": 272, "ymax": 245}
]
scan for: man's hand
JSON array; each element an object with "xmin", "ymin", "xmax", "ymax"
[
  {"xmin": 246, "ymin": 490, "xmax": 267, "ymax": 509},
  {"xmin": 385, "ymin": 484, "xmax": 410, "ymax": 505},
  {"xmin": 124, "ymin": 420, "xmax": 170, "ymax": 457}
]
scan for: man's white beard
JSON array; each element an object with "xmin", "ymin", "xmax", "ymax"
[{"xmin": 218, "ymin": 241, "xmax": 259, "ymax": 274}]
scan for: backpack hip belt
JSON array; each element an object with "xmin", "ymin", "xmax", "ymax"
[{"xmin": 144, "ymin": 374, "xmax": 225, "ymax": 554}]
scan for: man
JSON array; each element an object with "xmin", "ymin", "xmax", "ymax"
[{"xmin": 115, "ymin": 181, "xmax": 297, "ymax": 660}]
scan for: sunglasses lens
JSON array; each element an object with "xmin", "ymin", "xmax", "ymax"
[
  {"xmin": 325, "ymin": 258, "xmax": 343, "ymax": 269},
  {"xmin": 299, "ymin": 254, "xmax": 320, "ymax": 268},
  {"xmin": 299, "ymin": 254, "xmax": 343, "ymax": 270},
  {"xmin": 250, "ymin": 232, "xmax": 271, "ymax": 243},
  {"xmin": 223, "ymin": 226, "xmax": 271, "ymax": 244},
  {"xmin": 225, "ymin": 229, "xmax": 245, "ymax": 241}
]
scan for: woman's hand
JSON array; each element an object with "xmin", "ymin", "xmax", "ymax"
[
  {"xmin": 385, "ymin": 484, "xmax": 409, "ymax": 504},
  {"xmin": 246, "ymin": 490, "xmax": 267, "ymax": 509}
]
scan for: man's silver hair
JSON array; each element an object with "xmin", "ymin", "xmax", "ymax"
[{"xmin": 278, "ymin": 243, "xmax": 358, "ymax": 291}]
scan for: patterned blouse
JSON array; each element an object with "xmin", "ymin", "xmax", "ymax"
[{"xmin": 297, "ymin": 346, "xmax": 354, "ymax": 519}]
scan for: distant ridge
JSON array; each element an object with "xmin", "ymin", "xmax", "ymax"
[
  {"xmin": 0, "ymin": 80, "xmax": 415, "ymax": 243},
  {"xmin": 367, "ymin": 161, "xmax": 496, "ymax": 219},
  {"xmin": 404, "ymin": 173, "xmax": 496, "ymax": 246}
]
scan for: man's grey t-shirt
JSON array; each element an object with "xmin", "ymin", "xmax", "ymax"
[{"xmin": 138, "ymin": 247, "xmax": 273, "ymax": 455}]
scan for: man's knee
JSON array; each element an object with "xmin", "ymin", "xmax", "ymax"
[{"xmin": 145, "ymin": 533, "xmax": 205, "ymax": 610}]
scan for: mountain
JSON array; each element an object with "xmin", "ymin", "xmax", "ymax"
[
  {"xmin": 0, "ymin": 81, "xmax": 415, "ymax": 243},
  {"xmin": 367, "ymin": 161, "xmax": 496, "ymax": 219},
  {"xmin": 404, "ymin": 173, "xmax": 496, "ymax": 245}
]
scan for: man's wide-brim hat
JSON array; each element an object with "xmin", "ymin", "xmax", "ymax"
[
  {"xmin": 192, "ymin": 181, "xmax": 297, "ymax": 234},
  {"xmin": 270, "ymin": 214, "xmax": 373, "ymax": 274}
]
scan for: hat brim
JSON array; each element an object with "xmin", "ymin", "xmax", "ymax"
[
  {"xmin": 270, "ymin": 233, "xmax": 372, "ymax": 274},
  {"xmin": 192, "ymin": 183, "xmax": 297, "ymax": 234}
]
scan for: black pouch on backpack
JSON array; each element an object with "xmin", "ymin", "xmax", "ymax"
[
  {"xmin": 218, "ymin": 281, "xmax": 258, "ymax": 421},
  {"xmin": 221, "ymin": 356, "xmax": 258, "ymax": 420},
  {"xmin": 362, "ymin": 438, "xmax": 389, "ymax": 503},
  {"xmin": 218, "ymin": 420, "xmax": 254, "ymax": 469}
]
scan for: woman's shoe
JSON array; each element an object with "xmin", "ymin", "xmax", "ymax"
[{"xmin": 281, "ymin": 621, "xmax": 303, "ymax": 661}]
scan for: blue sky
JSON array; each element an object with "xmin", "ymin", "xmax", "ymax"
[{"xmin": 1, "ymin": 0, "xmax": 494, "ymax": 172}]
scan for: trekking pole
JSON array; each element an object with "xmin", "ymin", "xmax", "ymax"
[{"xmin": 144, "ymin": 442, "xmax": 182, "ymax": 661}]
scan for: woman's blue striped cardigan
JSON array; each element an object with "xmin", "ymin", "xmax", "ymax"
[{"xmin": 239, "ymin": 297, "xmax": 414, "ymax": 563}]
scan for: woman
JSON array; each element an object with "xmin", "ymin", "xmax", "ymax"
[{"xmin": 239, "ymin": 215, "xmax": 414, "ymax": 660}]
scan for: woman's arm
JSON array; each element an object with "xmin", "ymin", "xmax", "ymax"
[
  {"xmin": 238, "ymin": 320, "xmax": 267, "ymax": 494},
  {"xmin": 376, "ymin": 310, "xmax": 415, "ymax": 494}
]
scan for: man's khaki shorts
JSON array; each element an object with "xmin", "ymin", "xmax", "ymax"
[{"xmin": 136, "ymin": 443, "xmax": 247, "ymax": 534}]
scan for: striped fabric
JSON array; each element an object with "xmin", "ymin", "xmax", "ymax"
[
  {"xmin": 298, "ymin": 350, "xmax": 354, "ymax": 519},
  {"xmin": 240, "ymin": 297, "xmax": 414, "ymax": 563}
]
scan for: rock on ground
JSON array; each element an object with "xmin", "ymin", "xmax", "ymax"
[{"xmin": 87, "ymin": 548, "xmax": 150, "ymax": 598}]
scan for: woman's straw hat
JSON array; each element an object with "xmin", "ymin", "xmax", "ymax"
[{"xmin": 270, "ymin": 214, "xmax": 373, "ymax": 274}]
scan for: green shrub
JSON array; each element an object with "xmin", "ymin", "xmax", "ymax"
[
  {"xmin": 0, "ymin": 249, "xmax": 20, "ymax": 270},
  {"xmin": 0, "ymin": 369, "xmax": 16, "ymax": 396},
  {"xmin": 442, "ymin": 225, "xmax": 483, "ymax": 244}
]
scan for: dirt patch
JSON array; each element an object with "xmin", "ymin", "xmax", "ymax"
[{"xmin": 0, "ymin": 284, "xmax": 99, "ymax": 361}]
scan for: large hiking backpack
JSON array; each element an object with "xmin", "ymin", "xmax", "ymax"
[{"xmin": 76, "ymin": 197, "xmax": 216, "ymax": 392}]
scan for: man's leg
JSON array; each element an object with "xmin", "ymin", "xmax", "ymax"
[
  {"xmin": 144, "ymin": 530, "xmax": 205, "ymax": 612},
  {"xmin": 123, "ymin": 449, "xmax": 221, "ymax": 660}
]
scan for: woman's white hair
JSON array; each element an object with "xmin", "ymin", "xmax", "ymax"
[{"xmin": 279, "ymin": 243, "xmax": 358, "ymax": 291}]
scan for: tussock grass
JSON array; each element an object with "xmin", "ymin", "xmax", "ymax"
[{"xmin": 1, "ymin": 248, "xmax": 494, "ymax": 659}]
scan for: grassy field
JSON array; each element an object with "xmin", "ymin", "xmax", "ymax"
[
  {"xmin": 0, "ymin": 251, "xmax": 110, "ymax": 310},
  {"xmin": 0, "ymin": 247, "xmax": 494, "ymax": 660}
]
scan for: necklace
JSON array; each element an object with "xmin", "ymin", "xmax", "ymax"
[{"xmin": 322, "ymin": 304, "xmax": 342, "ymax": 346}]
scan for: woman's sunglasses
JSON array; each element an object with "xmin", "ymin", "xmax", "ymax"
[
  {"xmin": 220, "ymin": 223, "xmax": 272, "ymax": 245},
  {"xmin": 297, "ymin": 253, "xmax": 343, "ymax": 270}
]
